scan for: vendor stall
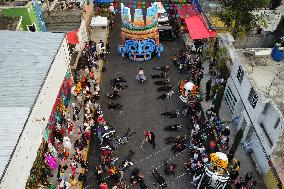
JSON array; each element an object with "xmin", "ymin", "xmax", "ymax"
[{"xmin": 91, "ymin": 16, "xmax": 108, "ymax": 29}]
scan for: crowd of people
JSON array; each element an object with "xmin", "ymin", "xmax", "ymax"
[
  {"xmin": 36, "ymin": 39, "xmax": 106, "ymax": 189},
  {"xmin": 38, "ymin": 35, "xmax": 259, "ymax": 189},
  {"xmin": 171, "ymin": 41, "xmax": 258, "ymax": 189},
  {"xmin": 86, "ymin": 36, "xmax": 259, "ymax": 188}
]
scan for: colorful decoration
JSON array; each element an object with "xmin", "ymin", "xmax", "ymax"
[
  {"xmin": 179, "ymin": 80, "xmax": 196, "ymax": 103},
  {"xmin": 195, "ymin": 152, "xmax": 230, "ymax": 189},
  {"xmin": 179, "ymin": 80, "xmax": 187, "ymax": 96},
  {"xmin": 45, "ymin": 154, "xmax": 58, "ymax": 169},
  {"xmin": 118, "ymin": 3, "xmax": 163, "ymax": 61},
  {"xmin": 74, "ymin": 82, "xmax": 82, "ymax": 95},
  {"xmin": 209, "ymin": 152, "xmax": 228, "ymax": 172},
  {"xmin": 63, "ymin": 136, "xmax": 71, "ymax": 150}
]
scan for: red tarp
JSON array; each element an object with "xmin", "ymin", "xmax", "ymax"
[
  {"xmin": 184, "ymin": 15, "xmax": 217, "ymax": 40},
  {"xmin": 66, "ymin": 30, "xmax": 79, "ymax": 44},
  {"xmin": 176, "ymin": 4, "xmax": 199, "ymax": 19}
]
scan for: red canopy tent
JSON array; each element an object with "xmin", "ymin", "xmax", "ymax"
[
  {"xmin": 66, "ymin": 30, "xmax": 79, "ymax": 45},
  {"xmin": 184, "ymin": 15, "xmax": 216, "ymax": 40}
]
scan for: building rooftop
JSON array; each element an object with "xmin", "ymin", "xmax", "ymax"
[
  {"xmin": 0, "ymin": 0, "xmax": 30, "ymax": 7},
  {"xmin": 0, "ymin": 31, "xmax": 64, "ymax": 178},
  {"xmin": 236, "ymin": 49, "xmax": 284, "ymax": 115},
  {"xmin": 0, "ymin": 13, "xmax": 21, "ymax": 30},
  {"xmin": 43, "ymin": 9, "xmax": 81, "ymax": 32},
  {"xmin": 252, "ymin": 10, "xmax": 283, "ymax": 32}
]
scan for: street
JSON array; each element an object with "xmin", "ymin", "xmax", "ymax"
[{"xmin": 84, "ymin": 13, "xmax": 195, "ymax": 189}]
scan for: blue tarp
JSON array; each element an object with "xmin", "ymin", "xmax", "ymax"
[
  {"xmin": 93, "ymin": 0, "xmax": 113, "ymax": 4},
  {"xmin": 272, "ymin": 46, "xmax": 284, "ymax": 62}
]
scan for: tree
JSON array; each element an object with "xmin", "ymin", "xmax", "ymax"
[
  {"xmin": 204, "ymin": 42, "xmax": 230, "ymax": 79},
  {"xmin": 228, "ymin": 128, "xmax": 244, "ymax": 161},
  {"xmin": 213, "ymin": 85, "xmax": 225, "ymax": 114},
  {"xmin": 218, "ymin": 0, "xmax": 270, "ymax": 37},
  {"xmin": 215, "ymin": 47, "xmax": 230, "ymax": 80}
]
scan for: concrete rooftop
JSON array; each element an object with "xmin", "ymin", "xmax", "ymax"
[
  {"xmin": 252, "ymin": 10, "xmax": 283, "ymax": 32},
  {"xmin": 236, "ymin": 49, "xmax": 284, "ymax": 115},
  {"xmin": 0, "ymin": 13, "xmax": 20, "ymax": 30}
]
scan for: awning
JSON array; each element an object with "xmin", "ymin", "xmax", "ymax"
[
  {"xmin": 185, "ymin": 15, "xmax": 217, "ymax": 40},
  {"xmin": 66, "ymin": 30, "xmax": 79, "ymax": 44},
  {"xmin": 91, "ymin": 16, "xmax": 108, "ymax": 27},
  {"xmin": 176, "ymin": 4, "xmax": 199, "ymax": 19}
]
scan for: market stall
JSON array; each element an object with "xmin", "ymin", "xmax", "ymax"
[{"xmin": 91, "ymin": 16, "xmax": 108, "ymax": 29}]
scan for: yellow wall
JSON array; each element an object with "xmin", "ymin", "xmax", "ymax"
[{"xmin": 264, "ymin": 168, "xmax": 279, "ymax": 189}]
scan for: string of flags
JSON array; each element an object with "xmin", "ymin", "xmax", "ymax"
[{"xmin": 115, "ymin": 0, "xmax": 192, "ymax": 9}]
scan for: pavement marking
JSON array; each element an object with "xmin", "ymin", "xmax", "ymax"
[
  {"xmin": 125, "ymin": 172, "xmax": 190, "ymax": 189},
  {"xmin": 145, "ymin": 149, "xmax": 189, "ymax": 175}
]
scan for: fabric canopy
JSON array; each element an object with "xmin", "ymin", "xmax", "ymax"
[
  {"xmin": 66, "ymin": 30, "xmax": 79, "ymax": 44},
  {"xmin": 184, "ymin": 15, "xmax": 216, "ymax": 40}
]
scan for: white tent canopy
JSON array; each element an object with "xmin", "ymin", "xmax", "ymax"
[
  {"xmin": 184, "ymin": 81, "xmax": 195, "ymax": 92},
  {"xmin": 91, "ymin": 16, "xmax": 108, "ymax": 27}
]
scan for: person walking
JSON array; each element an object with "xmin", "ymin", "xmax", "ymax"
[
  {"xmin": 144, "ymin": 131, "xmax": 156, "ymax": 149},
  {"xmin": 205, "ymin": 79, "xmax": 212, "ymax": 101},
  {"xmin": 172, "ymin": 55, "xmax": 177, "ymax": 65},
  {"xmin": 136, "ymin": 68, "xmax": 146, "ymax": 83}
]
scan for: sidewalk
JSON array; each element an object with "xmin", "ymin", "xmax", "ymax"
[
  {"xmin": 199, "ymin": 60, "xmax": 265, "ymax": 188},
  {"xmin": 48, "ymin": 21, "xmax": 108, "ymax": 188}
]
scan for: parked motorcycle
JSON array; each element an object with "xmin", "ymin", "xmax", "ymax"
[{"xmin": 119, "ymin": 150, "xmax": 135, "ymax": 170}]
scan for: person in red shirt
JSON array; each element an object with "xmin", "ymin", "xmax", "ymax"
[
  {"xmin": 99, "ymin": 182, "xmax": 108, "ymax": 189},
  {"xmin": 144, "ymin": 131, "xmax": 156, "ymax": 149}
]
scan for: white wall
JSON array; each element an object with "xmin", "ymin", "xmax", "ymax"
[
  {"xmin": 0, "ymin": 37, "xmax": 71, "ymax": 189},
  {"xmin": 225, "ymin": 50, "xmax": 278, "ymax": 175},
  {"xmin": 76, "ymin": 19, "xmax": 89, "ymax": 52},
  {"xmin": 260, "ymin": 103, "xmax": 283, "ymax": 145},
  {"xmin": 230, "ymin": 59, "xmax": 263, "ymax": 124},
  {"xmin": 250, "ymin": 129, "xmax": 270, "ymax": 174}
]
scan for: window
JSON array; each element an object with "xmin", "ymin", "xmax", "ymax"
[
  {"xmin": 248, "ymin": 88, "xmax": 258, "ymax": 109},
  {"xmin": 260, "ymin": 122, "xmax": 273, "ymax": 147},
  {"xmin": 274, "ymin": 117, "xmax": 280, "ymax": 129},
  {"xmin": 224, "ymin": 86, "xmax": 237, "ymax": 115},
  {"xmin": 237, "ymin": 66, "xmax": 244, "ymax": 83},
  {"xmin": 262, "ymin": 103, "xmax": 269, "ymax": 114}
]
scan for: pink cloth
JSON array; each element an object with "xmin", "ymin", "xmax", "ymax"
[{"xmin": 46, "ymin": 155, "xmax": 58, "ymax": 169}]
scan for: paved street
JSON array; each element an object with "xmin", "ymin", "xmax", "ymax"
[
  {"xmin": 84, "ymin": 13, "xmax": 195, "ymax": 189},
  {"xmin": 83, "ymin": 5, "xmax": 265, "ymax": 189}
]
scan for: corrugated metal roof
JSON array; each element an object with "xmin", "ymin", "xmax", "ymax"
[
  {"xmin": 0, "ymin": 107, "xmax": 30, "ymax": 175},
  {"xmin": 0, "ymin": 31, "xmax": 64, "ymax": 177},
  {"xmin": 0, "ymin": 31, "xmax": 64, "ymax": 107}
]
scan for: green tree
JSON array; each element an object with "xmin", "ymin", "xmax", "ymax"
[
  {"xmin": 228, "ymin": 128, "xmax": 244, "ymax": 161},
  {"xmin": 204, "ymin": 42, "xmax": 230, "ymax": 79},
  {"xmin": 213, "ymin": 85, "xmax": 225, "ymax": 114},
  {"xmin": 218, "ymin": 0, "xmax": 270, "ymax": 37}
]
